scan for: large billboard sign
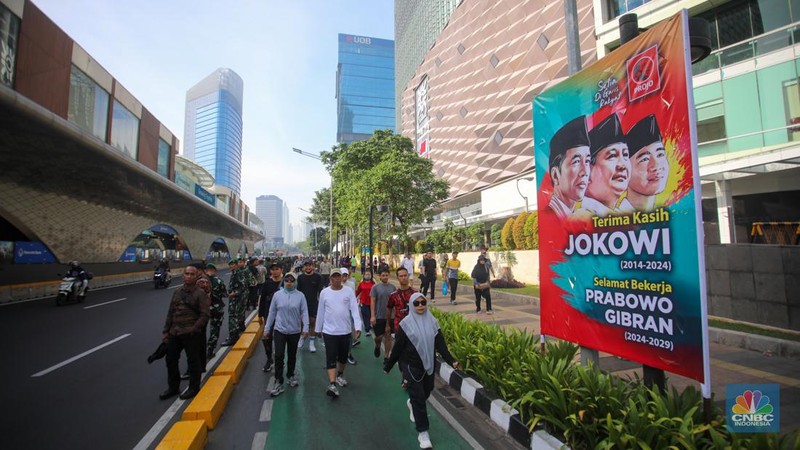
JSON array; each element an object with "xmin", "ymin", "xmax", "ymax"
[
  {"xmin": 533, "ymin": 11, "xmax": 708, "ymax": 382},
  {"xmin": 415, "ymin": 76, "xmax": 430, "ymax": 158}
]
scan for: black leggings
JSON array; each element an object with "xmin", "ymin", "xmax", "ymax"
[
  {"xmin": 273, "ymin": 330, "xmax": 301, "ymax": 383},
  {"xmin": 474, "ymin": 288, "xmax": 492, "ymax": 312},
  {"xmin": 448, "ymin": 278, "xmax": 458, "ymax": 301},
  {"xmin": 401, "ymin": 362, "xmax": 435, "ymax": 432}
]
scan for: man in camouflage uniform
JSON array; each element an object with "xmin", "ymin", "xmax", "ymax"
[
  {"xmin": 205, "ymin": 263, "xmax": 227, "ymax": 358},
  {"xmin": 222, "ymin": 258, "xmax": 247, "ymax": 346},
  {"xmin": 239, "ymin": 257, "xmax": 256, "ymax": 331}
]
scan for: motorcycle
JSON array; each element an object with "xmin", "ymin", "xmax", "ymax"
[
  {"xmin": 154, "ymin": 267, "xmax": 172, "ymax": 289},
  {"xmin": 56, "ymin": 276, "xmax": 86, "ymax": 306}
]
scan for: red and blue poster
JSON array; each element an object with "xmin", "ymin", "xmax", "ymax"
[{"xmin": 533, "ymin": 11, "xmax": 709, "ymax": 382}]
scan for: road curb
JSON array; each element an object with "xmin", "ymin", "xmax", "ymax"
[{"xmin": 437, "ymin": 358, "xmax": 568, "ymax": 449}]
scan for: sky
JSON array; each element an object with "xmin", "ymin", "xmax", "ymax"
[{"xmin": 33, "ymin": 0, "xmax": 395, "ymax": 230}]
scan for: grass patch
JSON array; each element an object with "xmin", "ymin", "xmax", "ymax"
[
  {"xmin": 492, "ymin": 284, "xmax": 540, "ymax": 297},
  {"xmin": 709, "ymin": 318, "xmax": 800, "ymax": 343}
]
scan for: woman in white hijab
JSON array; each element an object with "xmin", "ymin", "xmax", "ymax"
[{"xmin": 384, "ymin": 293, "xmax": 459, "ymax": 449}]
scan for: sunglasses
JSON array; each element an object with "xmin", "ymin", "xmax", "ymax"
[
  {"xmin": 412, "ymin": 299, "xmax": 427, "ymax": 307},
  {"xmin": 283, "ymin": 278, "xmax": 295, "ymax": 282}
]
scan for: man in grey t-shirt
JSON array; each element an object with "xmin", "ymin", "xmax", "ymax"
[{"xmin": 369, "ymin": 267, "xmax": 396, "ymax": 359}]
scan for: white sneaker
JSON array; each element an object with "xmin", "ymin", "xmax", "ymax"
[
  {"xmin": 270, "ymin": 382, "xmax": 285, "ymax": 397},
  {"xmin": 418, "ymin": 431, "xmax": 432, "ymax": 449},
  {"xmin": 298, "ymin": 337, "xmax": 305, "ymax": 349},
  {"xmin": 407, "ymin": 399, "xmax": 415, "ymax": 422},
  {"xmin": 309, "ymin": 340, "xmax": 317, "ymax": 353},
  {"xmin": 288, "ymin": 375, "xmax": 299, "ymax": 387},
  {"xmin": 335, "ymin": 375, "xmax": 348, "ymax": 387},
  {"xmin": 326, "ymin": 384, "xmax": 340, "ymax": 398}
]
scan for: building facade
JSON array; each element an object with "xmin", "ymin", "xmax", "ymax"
[
  {"xmin": 336, "ymin": 33, "xmax": 395, "ymax": 144},
  {"xmin": 394, "ymin": 0, "xmax": 462, "ymax": 131},
  {"xmin": 184, "ymin": 68, "xmax": 244, "ymax": 195},
  {"xmin": 398, "ymin": 0, "xmax": 799, "ymax": 245},
  {"xmin": 255, "ymin": 195, "xmax": 285, "ymax": 244}
]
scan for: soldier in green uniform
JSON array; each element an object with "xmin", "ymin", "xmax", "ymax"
[
  {"xmin": 238, "ymin": 257, "xmax": 256, "ymax": 332},
  {"xmin": 222, "ymin": 258, "xmax": 247, "ymax": 346},
  {"xmin": 205, "ymin": 263, "xmax": 227, "ymax": 358}
]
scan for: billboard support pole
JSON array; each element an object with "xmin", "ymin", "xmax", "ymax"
[{"xmin": 564, "ymin": 0, "xmax": 600, "ymax": 367}]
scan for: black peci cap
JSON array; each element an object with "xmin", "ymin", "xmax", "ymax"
[
  {"xmin": 549, "ymin": 116, "xmax": 590, "ymax": 168},
  {"xmin": 589, "ymin": 113, "xmax": 626, "ymax": 160},
  {"xmin": 626, "ymin": 114, "xmax": 662, "ymax": 157}
]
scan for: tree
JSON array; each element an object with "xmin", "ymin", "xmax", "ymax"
[
  {"xmin": 308, "ymin": 227, "xmax": 330, "ymax": 255},
  {"xmin": 513, "ymin": 212, "xmax": 529, "ymax": 250},
  {"xmin": 524, "ymin": 211, "xmax": 539, "ymax": 249},
  {"xmin": 414, "ymin": 239, "xmax": 427, "ymax": 253},
  {"xmin": 309, "ymin": 188, "xmax": 336, "ymax": 229},
  {"xmin": 501, "ymin": 217, "xmax": 516, "ymax": 249},
  {"xmin": 465, "ymin": 223, "xmax": 485, "ymax": 249},
  {"xmin": 321, "ymin": 130, "xmax": 449, "ymax": 256},
  {"xmin": 490, "ymin": 223, "xmax": 502, "ymax": 247}
]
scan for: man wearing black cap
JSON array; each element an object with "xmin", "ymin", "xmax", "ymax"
[
  {"xmin": 625, "ymin": 114, "xmax": 669, "ymax": 212},
  {"xmin": 547, "ymin": 116, "xmax": 592, "ymax": 219},
  {"xmin": 297, "ymin": 260, "xmax": 323, "ymax": 353},
  {"xmin": 583, "ymin": 113, "xmax": 633, "ymax": 217},
  {"xmin": 258, "ymin": 262, "xmax": 283, "ymax": 372}
]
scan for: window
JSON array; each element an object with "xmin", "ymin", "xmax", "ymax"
[
  {"xmin": 110, "ymin": 100, "xmax": 139, "ymax": 159},
  {"xmin": 68, "ymin": 66, "xmax": 109, "ymax": 141},
  {"xmin": 783, "ymin": 80, "xmax": 800, "ymax": 141},
  {"xmin": 606, "ymin": 0, "xmax": 652, "ymax": 21},
  {"xmin": 157, "ymin": 139, "xmax": 170, "ymax": 177},
  {"xmin": 696, "ymin": 100, "xmax": 727, "ymax": 143}
]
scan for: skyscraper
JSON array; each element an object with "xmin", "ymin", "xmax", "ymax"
[
  {"xmin": 184, "ymin": 68, "xmax": 244, "ymax": 195},
  {"xmin": 336, "ymin": 34, "xmax": 395, "ymax": 144},
  {"xmin": 255, "ymin": 195, "xmax": 284, "ymax": 243}
]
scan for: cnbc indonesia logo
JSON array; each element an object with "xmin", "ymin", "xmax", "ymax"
[{"xmin": 727, "ymin": 384, "xmax": 779, "ymax": 433}]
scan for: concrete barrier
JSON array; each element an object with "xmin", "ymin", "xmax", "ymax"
[
  {"xmin": 155, "ymin": 420, "xmax": 207, "ymax": 450},
  {"xmin": 181, "ymin": 375, "xmax": 233, "ymax": 430},
  {"xmin": 245, "ymin": 321, "xmax": 263, "ymax": 334},
  {"xmin": 214, "ymin": 349, "xmax": 248, "ymax": 384},
  {"xmin": 233, "ymin": 332, "xmax": 258, "ymax": 358}
]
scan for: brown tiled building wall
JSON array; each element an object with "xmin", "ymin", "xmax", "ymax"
[
  {"xmin": 399, "ymin": 0, "xmax": 597, "ymax": 199},
  {"xmin": 14, "ymin": 1, "xmax": 72, "ymax": 118},
  {"xmin": 137, "ymin": 107, "xmax": 159, "ymax": 171}
]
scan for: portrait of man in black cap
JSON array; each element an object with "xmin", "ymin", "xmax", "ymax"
[
  {"xmin": 582, "ymin": 112, "xmax": 633, "ymax": 217},
  {"xmin": 546, "ymin": 115, "xmax": 591, "ymax": 220},
  {"xmin": 625, "ymin": 114, "xmax": 669, "ymax": 212}
]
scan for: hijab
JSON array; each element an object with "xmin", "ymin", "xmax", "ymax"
[{"xmin": 399, "ymin": 293, "xmax": 440, "ymax": 375}]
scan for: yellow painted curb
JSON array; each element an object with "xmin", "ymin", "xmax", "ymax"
[
  {"xmin": 233, "ymin": 332, "xmax": 257, "ymax": 358},
  {"xmin": 214, "ymin": 349, "xmax": 248, "ymax": 384},
  {"xmin": 181, "ymin": 375, "xmax": 233, "ymax": 430},
  {"xmin": 155, "ymin": 419, "xmax": 207, "ymax": 450}
]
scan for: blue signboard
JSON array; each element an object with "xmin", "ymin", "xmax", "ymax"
[
  {"xmin": 150, "ymin": 224, "xmax": 178, "ymax": 235},
  {"xmin": 194, "ymin": 184, "xmax": 216, "ymax": 206},
  {"xmin": 120, "ymin": 246, "xmax": 137, "ymax": 262},
  {"xmin": 14, "ymin": 241, "xmax": 56, "ymax": 264}
]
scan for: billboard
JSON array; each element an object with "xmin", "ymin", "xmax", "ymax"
[
  {"xmin": 533, "ymin": 11, "xmax": 708, "ymax": 382},
  {"xmin": 14, "ymin": 241, "xmax": 56, "ymax": 264}
]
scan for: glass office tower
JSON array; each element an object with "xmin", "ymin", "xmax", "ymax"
[
  {"xmin": 184, "ymin": 68, "xmax": 244, "ymax": 195},
  {"xmin": 336, "ymin": 34, "xmax": 395, "ymax": 144}
]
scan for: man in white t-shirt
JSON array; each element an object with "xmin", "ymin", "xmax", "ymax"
[
  {"xmin": 401, "ymin": 253, "xmax": 415, "ymax": 288},
  {"xmin": 315, "ymin": 268, "xmax": 362, "ymax": 398}
]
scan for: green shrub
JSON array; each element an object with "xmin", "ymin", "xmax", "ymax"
[
  {"xmin": 513, "ymin": 212, "xmax": 529, "ymax": 250},
  {"xmin": 501, "ymin": 218, "xmax": 516, "ymax": 249},
  {"xmin": 524, "ymin": 211, "xmax": 539, "ymax": 249},
  {"xmin": 430, "ymin": 310, "xmax": 792, "ymax": 449},
  {"xmin": 490, "ymin": 223, "xmax": 503, "ymax": 247},
  {"xmin": 414, "ymin": 239, "xmax": 428, "ymax": 254}
]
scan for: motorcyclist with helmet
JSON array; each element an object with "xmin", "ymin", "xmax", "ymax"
[
  {"xmin": 155, "ymin": 257, "xmax": 173, "ymax": 283},
  {"xmin": 65, "ymin": 261, "xmax": 89, "ymax": 299}
]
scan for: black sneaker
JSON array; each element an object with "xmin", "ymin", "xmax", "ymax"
[
  {"xmin": 220, "ymin": 337, "xmax": 238, "ymax": 347},
  {"xmin": 207, "ymin": 349, "xmax": 216, "ymax": 359},
  {"xmin": 263, "ymin": 360, "xmax": 273, "ymax": 372},
  {"xmin": 347, "ymin": 354, "xmax": 357, "ymax": 365},
  {"xmin": 374, "ymin": 345, "xmax": 381, "ymax": 358},
  {"xmin": 180, "ymin": 372, "xmax": 190, "ymax": 380},
  {"xmin": 159, "ymin": 388, "xmax": 179, "ymax": 400},
  {"xmin": 352, "ymin": 339, "xmax": 361, "ymax": 347}
]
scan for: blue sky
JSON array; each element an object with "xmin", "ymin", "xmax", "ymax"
[{"xmin": 33, "ymin": 0, "xmax": 394, "ymax": 231}]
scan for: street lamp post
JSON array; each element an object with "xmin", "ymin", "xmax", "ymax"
[
  {"xmin": 515, "ymin": 176, "xmax": 535, "ymax": 212},
  {"xmin": 369, "ymin": 204, "xmax": 388, "ymax": 274},
  {"xmin": 292, "ymin": 148, "xmax": 333, "ymax": 258}
]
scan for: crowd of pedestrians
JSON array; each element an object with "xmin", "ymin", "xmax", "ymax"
[{"xmin": 155, "ymin": 251, "xmax": 507, "ymax": 448}]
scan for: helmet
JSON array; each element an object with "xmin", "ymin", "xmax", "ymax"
[{"xmin": 70, "ymin": 261, "xmax": 80, "ymax": 268}]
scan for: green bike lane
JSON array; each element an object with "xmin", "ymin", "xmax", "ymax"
[{"xmin": 205, "ymin": 337, "xmax": 482, "ymax": 450}]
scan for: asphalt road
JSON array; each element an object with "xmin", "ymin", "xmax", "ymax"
[{"xmin": 0, "ymin": 272, "xmax": 235, "ymax": 450}]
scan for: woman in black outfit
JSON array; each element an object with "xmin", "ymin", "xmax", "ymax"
[
  {"xmin": 471, "ymin": 255, "xmax": 493, "ymax": 314},
  {"xmin": 384, "ymin": 293, "xmax": 459, "ymax": 450}
]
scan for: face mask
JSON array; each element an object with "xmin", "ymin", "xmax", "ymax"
[{"xmin": 364, "ymin": 275, "xmax": 372, "ymax": 280}]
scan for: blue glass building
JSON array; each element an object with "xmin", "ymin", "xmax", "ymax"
[
  {"xmin": 184, "ymin": 68, "xmax": 244, "ymax": 195},
  {"xmin": 336, "ymin": 34, "xmax": 395, "ymax": 144}
]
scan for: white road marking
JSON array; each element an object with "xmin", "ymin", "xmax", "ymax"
[
  {"xmin": 251, "ymin": 432, "xmax": 268, "ymax": 450},
  {"xmin": 259, "ymin": 399, "xmax": 273, "ymax": 422},
  {"xmin": 167, "ymin": 284, "xmax": 183, "ymax": 290},
  {"xmin": 31, "ymin": 334, "xmax": 132, "ymax": 377},
  {"xmin": 429, "ymin": 394, "xmax": 483, "ymax": 450},
  {"xmin": 82, "ymin": 298, "xmax": 126, "ymax": 309}
]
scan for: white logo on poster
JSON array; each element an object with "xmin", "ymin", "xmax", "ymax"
[{"xmin": 415, "ymin": 77, "xmax": 430, "ymax": 158}]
